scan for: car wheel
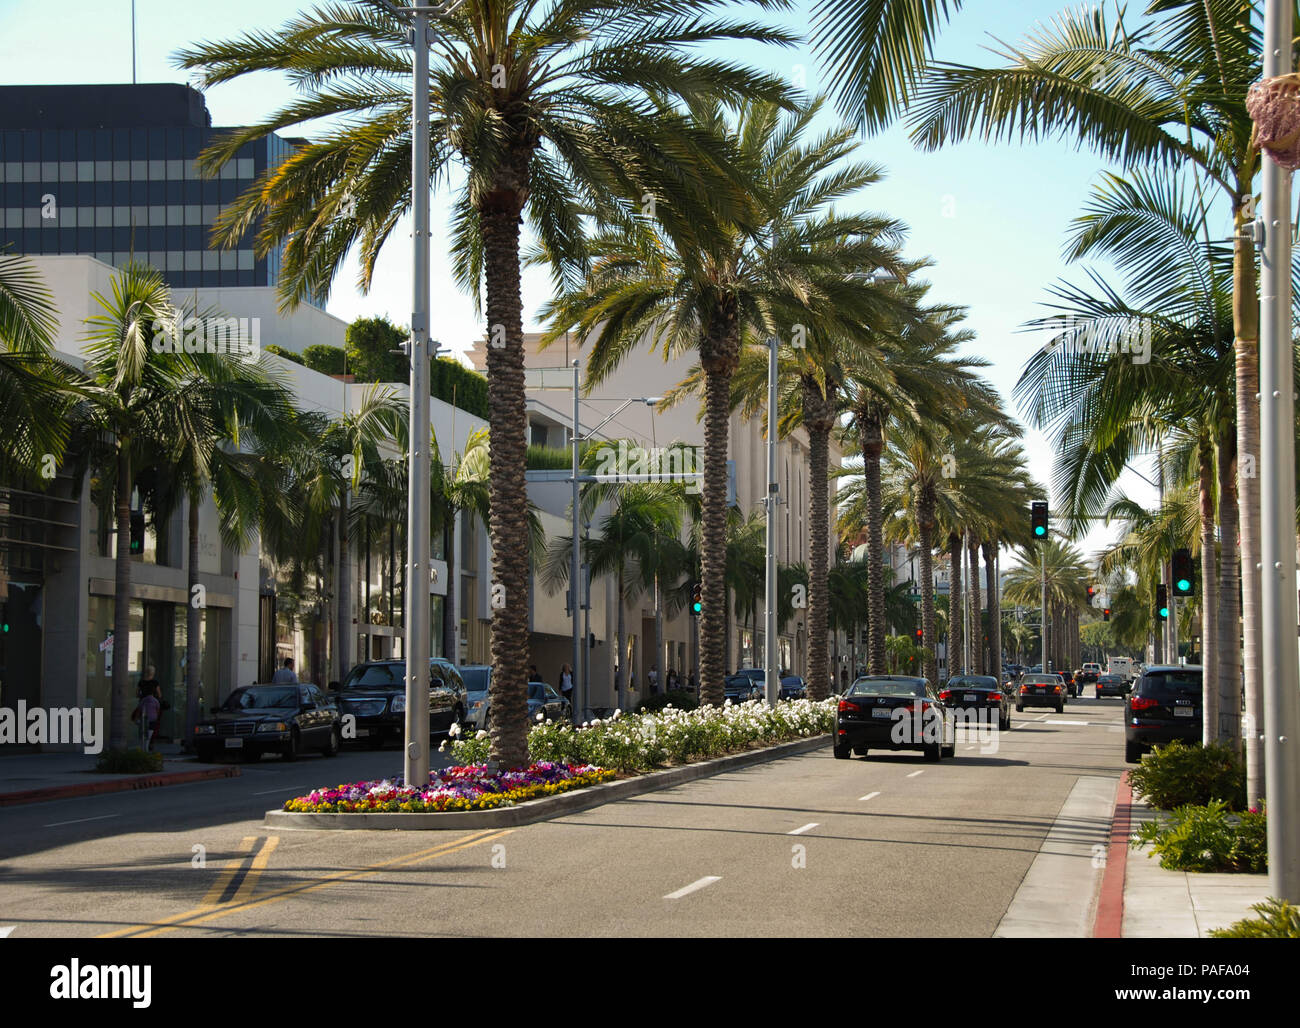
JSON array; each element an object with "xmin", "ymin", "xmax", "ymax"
[
  {"xmin": 1015, "ymin": 703, "xmax": 1023, "ymax": 712},
  {"xmin": 282, "ymin": 728, "xmax": 300, "ymax": 761},
  {"xmin": 195, "ymin": 747, "xmax": 215, "ymax": 764},
  {"xmin": 367, "ymin": 732, "xmax": 384, "ymax": 750},
  {"xmin": 1125, "ymin": 741, "xmax": 1143, "ymax": 764},
  {"xmin": 320, "ymin": 726, "xmax": 341, "ymax": 758},
  {"xmin": 833, "ymin": 741, "xmax": 852, "ymax": 760},
  {"xmin": 1055, "ymin": 701, "xmax": 1064, "ymax": 713},
  {"xmin": 853, "ymin": 747, "xmax": 869, "ymax": 758},
  {"xmin": 1001, "ymin": 713, "xmax": 1010, "ymax": 731},
  {"xmin": 942, "ymin": 742, "xmax": 955, "ymax": 758},
  {"xmin": 451, "ymin": 706, "xmax": 465, "ymax": 733},
  {"xmin": 924, "ymin": 743, "xmax": 942, "ymax": 762}
]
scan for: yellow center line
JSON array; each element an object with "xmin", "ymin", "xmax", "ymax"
[
  {"xmin": 232, "ymin": 835, "xmax": 279, "ymax": 904},
  {"xmin": 101, "ymin": 827, "xmax": 511, "ymax": 939},
  {"xmin": 198, "ymin": 836, "xmax": 257, "ymax": 907}
]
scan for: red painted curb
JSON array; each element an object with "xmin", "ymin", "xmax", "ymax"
[
  {"xmin": 1093, "ymin": 771, "xmax": 1132, "ymax": 938},
  {"xmin": 0, "ymin": 765, "xmax": 240, "ymax": 807}
]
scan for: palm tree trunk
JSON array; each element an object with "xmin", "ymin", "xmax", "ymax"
[
  {"xmin": 918, "ymin": 489, "xmax": 938, "ymax": 687},
  {"xmin": 482, "ymin": 196, "xmax": 531, "ymax": 768},
  {"xmin": 968, "ymin": 535, "xmax": 981, "ymax": 675},
  {"xmin": 616, "ymin": 566, "xmax": 627, "ymax": 711},
  {"xmin": 948, "ymin": 533, "xmax": 963, "ymax": 677},
  {"xmin": 699, "ymin": 342, "xmax": 737, "ymax": 706},
  {"xmin": 1233, "ymin": 191, "xmax": 1263, "ymax": 800},
  {"xmin": 185, "ymin": 491, "xmax": 202, "ymax": 749},
  {"xmin": 111, "ymin": 446, "xmax": 133, "ymax": 751},
  {"xmin": 1198, "ymin": 436, "xmax": 1220, "ymax": 745},
  {"xmin": 654, "ymin": 570, "xmax": 664, "ymax": 694},
  {"xmin": 858, "ymin": 403, "xmax": 887, "ymax": 674},
  {"xmin": 1216, "ymin": 424, "xmax": 1241, "ymax": 748},
  {"xmin": 983, "ymin": 541, "xmax": 999, "ymax": 676},
  {"xmin": 336, "ymin": 490, "xmax": 351, "ymax": 685},
  {"xmin": 804, "ymin": 384, "xmax": 833, "ymax": 701}
]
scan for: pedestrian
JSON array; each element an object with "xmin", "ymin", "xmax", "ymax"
[
  {"xmin": 558, "ymin": 663, "xmax": 574, "ymax": 712},
  {"xmin": 133, "ymin": 690, "xmax": 160, "ymax": 751},
  {"xmin": 666, "ymin": 668, "xmax": 678, "ymax": 691},
  {"xmin": 271, "ymin": 657, "xmax": 298, "ymax": 684},
  {"xmin": 648, "ymin": 664, "xmax": 658, "ymax": 694},
  {"xmin": 137, "ymin": 664, "xmax": 162, "ymax": 702},
  {"xmin": 688, "ymin": 670, "xmax": 697, "ymax": 694},
  {"xmin": 528, "ymin": 664, "xmax": 543, "ymax": 683}
]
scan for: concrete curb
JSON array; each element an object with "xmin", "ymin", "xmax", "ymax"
[
  {"xmin": 0, "ymin": 765, "xmax": 241, "ymax": 807},
  {"xmin": 264, "ymin": 733, "xmax": 829, "ymax": 831},
  {"xmin": 1093, "ymin": 771, "xmax": 1132, "ymax": 938}
]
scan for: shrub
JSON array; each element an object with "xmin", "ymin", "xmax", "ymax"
[
  {"xmin": 302, "ymin": 344, "xmax": 347, "ymax": 375},
  {"xmin": 96, "ymin": 748, "xmax": 164, "ymax": 774},
  {"xmin": 1131, "ymin": 800, "xmax": 1266, "ymax": 873},
  {"xmin": 1128, "ymin": 740, "xmax": 1246, "ymax": 810},
  {"xmin": 1210, "ymin": 898, "xmax": 1300, "ymax": 938},
  {"xmin": 264, "ymin": 344, "xmax": 304, "ymax": 365},
  {"xmin": 631, "ymin": 690, "xmax": 699, "ymax": 714}
]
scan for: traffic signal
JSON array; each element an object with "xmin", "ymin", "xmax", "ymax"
[
  {"xmin": 915, "ymin": 626, "xmax": 923, "ymax": 642},
  {"xmin": 1031, "ymin": 500, "xmax": 1048, "ymax": 540},
  {"xmin": 1086, "ymin": 586, "xmax": 1095, "ymax": 606},
  {"xmin": 1103, "ymin": 607, "xmax": 1111, "ymax": 622},
  {"xmin": 1156, "ymin": 584, "xmax": 1168, "ymax": 621},
  {"xmin": 129, "ymin": 511, "xmax": 145, "ymax": 555},
  {"xmin": 691, "ymin": 582, "xmax": 702, "ymax": 616},
  {"xmin": 1172, "ymin": 549, "xmax": 1194, "ymax": 596}
]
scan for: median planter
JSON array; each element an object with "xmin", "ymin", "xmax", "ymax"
[{"xmin": 265, "ymin": 733, "xmax": 829, "ymax": 830}]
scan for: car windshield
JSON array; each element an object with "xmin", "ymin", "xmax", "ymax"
[
  {"xmin": 461, "ymin": 667, "xmax": 489, "ymax": 697},
  {"xmin": 947, "ymin": 677, "xmax": 997, "ymax": 689},
  {"xmin": 1140, "ymin": 671, "xmax": 1202, "ymax": 698},
  {"xmin": 527, "ymin": 682, "xmax": 547, "ymax": 701},
  {"xmin": 848, "ymin": 678, "xmax": 925, "ymax": 698},
  {"xmin": 343, "ymin": 664, "xmax": 402, "ymax": 689},
  {"xmin": 222, "ymin": 687, "xmax": 298, "ymax": 711}
]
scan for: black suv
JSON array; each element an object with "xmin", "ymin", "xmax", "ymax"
[
  {"xmin": 1125, "ymin": 665, "xmax": 1203, "ymax": 763},
  {"xmin": 335, "ymin": 658, "xmax": 468, "ymax": 748}
]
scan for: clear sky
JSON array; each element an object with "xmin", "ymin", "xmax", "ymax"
[{"xmin": 1, "ymin": 0, "xmax": 1178, "ymax": 566}]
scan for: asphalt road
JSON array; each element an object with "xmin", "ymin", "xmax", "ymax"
[{"xmin": 0, "ymin": 697, "xmax": 1131, "ymax": 937}]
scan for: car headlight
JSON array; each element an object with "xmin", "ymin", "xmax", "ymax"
[
  {"xmin": 390, "ymin": 696, "xmax": 405, "ymax": 714},
  {"xmin": 194, "ymin": 725, "xmax": 215, "ymax": 735},
  {"xmin": 257, "ymin": 722, "xmax": 287, "ymax": 733},
  {"xmin": 470, "ymin": 700, "xmax": 485, "ymax": 711}
]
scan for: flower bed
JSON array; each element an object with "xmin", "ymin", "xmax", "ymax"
[
  {"xmin": 284, "ymin": 761, "xmax": 615, "ymax": 813},
  {"xmin": 443, "ymin": 697, "xmax": 836, "ymax": 774}
]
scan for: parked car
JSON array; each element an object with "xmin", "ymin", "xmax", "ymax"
[
  {"xmin": 334, "ymin": 658, "xmax": 468, "ymax": 748},
  {"xmin": 1016, "ymin": 673, "xmax": 1067, "ymax": 713},
  {"xmin": 1059, "ymin": 669, "xmax": 1079, "ymax": 697},
  {"xmin": 1095, "ymin": 673, "xmax": 1129, "ymax": 698},
  {"xmin": 462, "ymin": 669, "xmax": 574, "ymax": 728},
  {"xmin": 1079, "ymin": 662, "xmax": 1102, "ymax": 684},
  {"xmin": 779, "ymin": 675, "xmax": 806, "ymax": 700},
  {"xmin": 724, "ymin": 674, "xmax": 763, "ymax": 704},
  {"xmin": 460, "ymin": 664, "xmax": 491, "ymax": 731},
  {"xmin": 834, "ymin": 675, "xmax": 956, "ymax": 761},
  {"xmin": 1125, "ymin": 665, "xmax": 1203, "ymax": 763},
  {"xmin": 940, "ymin": 674, "xmax": 1011, "ymax": 731},
  {"xmin": 194, "ymin": 683, "xmax": 341, "ymax": 762}
]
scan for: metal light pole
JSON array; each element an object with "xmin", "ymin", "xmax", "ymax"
[
  {"xmin": 764, "ymin": 335, "xmax": 780, "ymax": 706},
  {"xmin": 1040, "ymin": 547, "xmax": 1048, "ymax": 674},
  {"xmin": 571, "ymin": 359, "xmax": 582, "ymax": 723},
  {"xmin": 1259, "ymin": 0, "xmax": 1300, "ymax": 902}
]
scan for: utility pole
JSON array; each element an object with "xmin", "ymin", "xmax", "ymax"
[
  {"xmin": 1258, "ymin": 0, "xmax": 1300, "ymax": 902},
  {"xmin": 571, "ymin": 359, "xmax": 582, "ymax": 722}
]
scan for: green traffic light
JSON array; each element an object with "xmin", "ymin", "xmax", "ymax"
[
  {"xmin": 1034, "ymin": 526, "xmax": 1045, "ymax": 536},
  {"xmin": 1176, "ymin": 579, "xmax": 1190, "ymax": 592},
  {"xmin": 1159, "ymin": 607, "xmax": 1169, "ymax": 618},
  {"xmin": 692, "ymin": 602, "xmax": 701, "ymax": 614}
]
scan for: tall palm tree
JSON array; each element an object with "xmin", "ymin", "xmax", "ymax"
[
  {"xmin": 542, "ymin": 98, "xmax": 907, "ymax": 706},
  {"xmin": 176, "ymin": 0, "xmax": 795, "ymax": 767},
  {"xmin": 1004, "ymin": 538, "xmax": 1090, "ymax": 673},
  {"xmin": 908, "ymin": 0, "xmax": 1268, "ymax": 798}
]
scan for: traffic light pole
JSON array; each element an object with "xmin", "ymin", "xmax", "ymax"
[
  {"xmin": 764, "ymin": 336, "xmax": 779, "ymax": 707},
  {"xmin": 1040, "ymin": 551, "xmax": 1048, "ymax": 674}
]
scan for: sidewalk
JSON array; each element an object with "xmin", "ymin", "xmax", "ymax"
[
  {"xmin": 1094, "ymin": 773, "xmax": 1271, "ymax": 937},
  {"xmin": 0, "ymin": 743, "xmax": 237, "ymax": 807}
]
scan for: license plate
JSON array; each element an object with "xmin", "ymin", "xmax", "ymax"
[
  {"xmin": 871, "ymin": 707, "xmax": 892, "ymax": 719},
  {"xmin": 354, "ymin": 728, "xmax": 369, "ymax": 737},
  {"xmin": 1175, "ymin": 708, "xmax": 1194, "ymax": 718},
  {"xmin": 963, "ymin": 694, "xmax": 977, "ymax": 701},
  {"xmin": 1036, "ymin": 687, "xmax": 1046, "ymax": 693},
  {"xmin": 224, "ymin": 738, "xmax": 243, "ymax": 749}
]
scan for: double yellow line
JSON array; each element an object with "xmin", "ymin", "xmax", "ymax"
[{"xmin": 101, "ymin": 828, "xmax": 512, "ymax": 938}]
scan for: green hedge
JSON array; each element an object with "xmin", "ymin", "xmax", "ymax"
[
  {"xmin": 431, "ymin": 356, "xmax": 488, "ymax": 420},
  {"xmin": 303, "ymin": 344, "xmax": 347, "ymax": 376},
  {"xmin": 264, "ymin": 344, "xmax": 305, "ymax": 366},
  {"xmin": 96, "ymin": 748, "xmax": 164, "ymax": 773},
  {"xmin": 1128, "ymin": 740, "xmax": 1246, "ymax": 810},
  {"xmin": 1132, "ymin": 800, "xmax": 1266, "ymax": 873}
]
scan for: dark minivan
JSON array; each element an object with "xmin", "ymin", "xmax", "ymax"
[{"xmin": 1125, "ymin": 665, "xmax": 1203, "ymax": 763}]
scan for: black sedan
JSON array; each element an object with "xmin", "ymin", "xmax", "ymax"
[
  {"xmin": 724, "ymin": 674, "xmax": 763, "ymax": 704},
  {"xmin": 1096, "ymin": 673, "xmax": 1129, "ymax": 698},
  {"xmin": 1016, "ymin": 673, "xmax": 1067, "ymax": 712},
  {"xmin": 779, "ymin": 675, "xmax": 806, "ymax": 700},
  {"xmin": 1125, "ymin": 665, "xmax": 1203, "ymax": 763},
  {"xmin": 193, "ymin": 683, "xmax": 341, "ymax": 762},
  {"xmin": 335, "ymin": 658, "xmax": 468, "ymax": 748},
  {"xmin": 939, "ymin": 675, "xmax": 1011, "ymax": 731},
  {"xmin": 834, "ymin": 675, "xmax": 956, "ymax": 761}
]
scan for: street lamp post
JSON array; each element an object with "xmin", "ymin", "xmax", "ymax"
[
  {"xmin": 1259, "ymin": 0, "xmax": 1300, "ymax": 902},
  {"xmin": 571, "ymin": 359, "xmax": 581, "ymax": 723},
  {"xmin": 764, "ymin": 336, "xmax": 779, "ymax": 706}
]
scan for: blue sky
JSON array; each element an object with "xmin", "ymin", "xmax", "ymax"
[{"xmin": 1, "ymin": 0, "xmax": 1173, "ymax": 563}]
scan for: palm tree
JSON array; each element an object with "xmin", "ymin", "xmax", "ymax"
[
  {"xmin": 1004, "ymin": 538, "xmax": 1090, "ymax": 674},
  {"xmin": 176, "ymin": 0, "xmax": 795, "ymax": 767},
  {"xmin": 908, "ymin": 0, "xmax": 1268, "ymax": 799},
  {"xmin": 542, "ymin": 98, "xmax": 908, "ymax": 706}
]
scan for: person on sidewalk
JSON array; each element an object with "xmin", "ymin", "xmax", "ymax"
[
  {"xmin": 271, "ymin": 657, "xmax": 298, "ymax": 684},
  {"xmin": 558, "ymin": 663, "xmax": 574, "ymax": 718},
  {"xmin": 135, "ymin": 691, "xmax": 160, "ymax": 751}
]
